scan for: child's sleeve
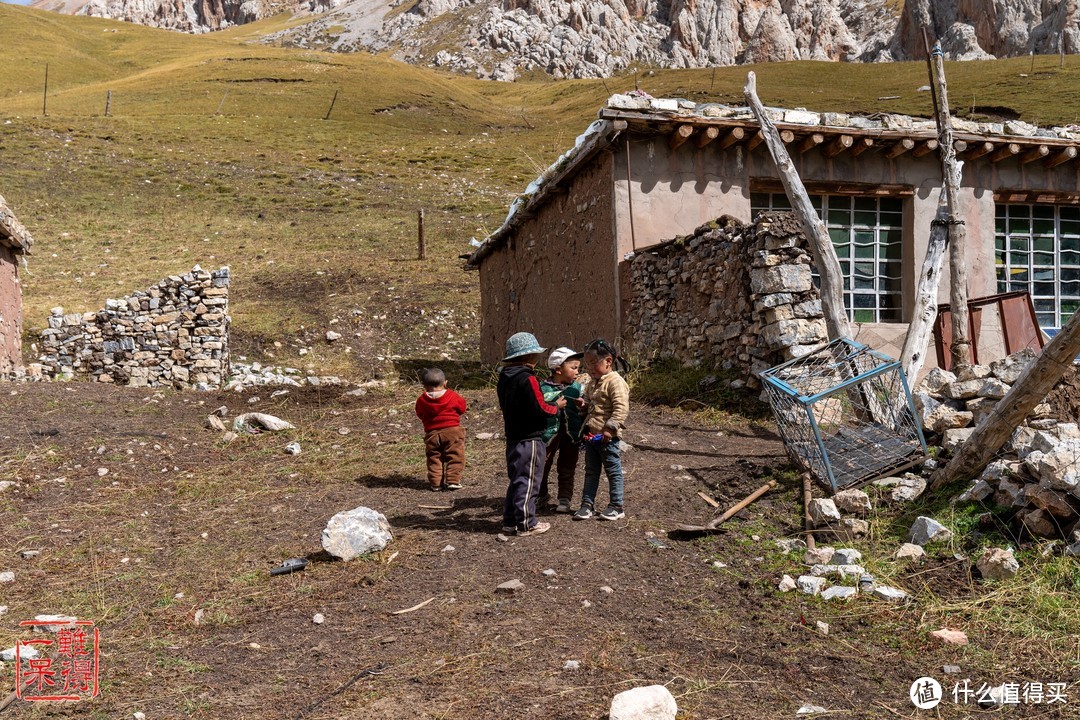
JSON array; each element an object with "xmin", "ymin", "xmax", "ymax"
[
  {"xmin": 606, "ymin": 376, "xmax": 630, "ymax": 431},
  {"xmin": 415, "ymin": 396, "xmax": 425, "ymax": 421},
  {"xmin": 529, "ymin": 376, "xmax": 559, "ymax": 415},
  {"xmin": 453, "ymin": 390, "xmax": 467, "ymax": 415}
]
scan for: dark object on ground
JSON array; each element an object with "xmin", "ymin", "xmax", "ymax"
[{"xmin": 270, "ymin": 558, "xmax": 309, "ymax": 576}]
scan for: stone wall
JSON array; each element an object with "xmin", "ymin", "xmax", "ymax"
[
  {"xmin": 37, "ymin": 266, "xmax": 231, "ymax": 389},
  {"xmin": 624, "ymin": 212, "xmax": 827, "ymax": 386}
]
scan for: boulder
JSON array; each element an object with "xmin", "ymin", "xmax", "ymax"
[
  {"xmin": 609, "ymin": 685, "xmax": 678, "ymax": 720},
  {"xmin": 891, "ymin": 475, "xmax": 927, "ymax": 503},
  {"xmin": 872, "ymin": 586, "xmax": 909, "ymax": 602},
  {"xmin": 840, "ymin": 518, "xmax": 869, "ymax": 538},
  {"xmin": 1037, "ymin": 440, "xmax": 1080, "ymax": 492},
  {"xmin": 943, "ymin": 379, "xmax": 983, "ymax": 400},
  {"xmin": 976, "ymin": 547, "xmax": 1019, "ymax": 580},
  {"xmin": 808, "ymin": 498, "xmax": 841, "ymax": 526},
  {"xmin": 920, "ymin": 367, "xmax": 956, "ymax": 394},
  {"xmin": 1019, "ymin": 508, "xmax": 1058, "ymax": 538},
  {"xmin": 796, "ymin": 575, "xmax": 827, "ymax": 595},
  {"xmin": 831, "ymin": 488, "xmax": 871, "ymax": 515},
  {"xmin": 803, "ymin": 546, "xmax": 835, "ymax": 565},
  {"xmin": 990, "ymin": 349, "xmax": 1036, "ymax": 384},
  {"xmin": 957, "ymin": 479, "xmax": 993, "ymax": 503},
  {"xmin": 1026, "ymin": 486, "xmax": 1079, "ymax": 520},
  {"xmin": 907, "ymin": 516, "xmax": 952, "ymax": 546},
  {"xmin": 928, "ymin": 405, "xmax": 973, "ymax": 433},
  {"xmin": 977, "ymin": 378, "xmax": 1010, "ymax": 399},
  {"xmin": 955, "ymin": 364, "xmax": 993, "ymax": 382},
  {"xmin": 321, "ymin": 507, "xmax": 393, "ymax": 561},
  {"xmin": 995, "ymin": 477, "xmax": 1027, "ymax": 508},
  {"xmin": 942, "ymin": 427, "xmax": 974, "ymax": 451}
]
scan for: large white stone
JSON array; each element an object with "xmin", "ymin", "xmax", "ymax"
[
  {"xmin": 796, "ymin": 575, "xmax": 827, "ymax": 595},
  {"xmin": 920, "ymin": 367, "xmax": 956, "ymax": 394},
  {"xmin": 976, "ymin": 547, "xmax": 1019, "ymax": 580},
  {"xmin": 891, "ymin": 475, "xmax": 927, "ymax": 503},
  {"xmin": 832, "ymin": 489, "xmax": 871, "ymax": 515},
  {"xmin": 321, "ymin": 507, "xmax": 393, "ymax": 561},
  {"xmin": 232, "ymin": 412, "xmax": 295, "ymax": 433},
  {"xmin": 808, "ymin": 498, "xmax": 841, "ymax": 526},
  {"xmin": 942, "ymin": 427, "xmax": 975, "ymax": 451},
  {"xmin": 1037, "ymin": 439, "xmax": 1080, "ymax": 492},
  {"xmin": 907, "ymin": 516, "xmax": 952, "ymax": 546},
  {"xmin": 831, "ymin": 548, "xmax": 863, "ymax": 565},
  {"xmin": 610, "ymin": 684, "xmax": 678, "ymax": 720}
]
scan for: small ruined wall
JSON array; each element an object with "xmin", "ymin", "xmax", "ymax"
[
  {"xmin": 37, "ymin": 266, "xmax": 231, "ymax": 389},
  {"xmin": 624, "ymin": 212, "xmax": 827, "ymax": 386}
]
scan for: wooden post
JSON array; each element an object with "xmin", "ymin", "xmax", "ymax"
[
  {"xmin": 929, "ymin": 307, "xmax": 1080, "ymax": 491},
  {"xmin": 929, "ymin": 40, "xmax": 972, "ymax": 368},
  {"xmin": 744, "ymin": 71, "xmax": 851, "ymax": 341},
  {"xmin": 1062, "ymin": 30, "xmax": 1066, "ymax": 69},
  {"xmin": 42, "ymin": 63, "xmax": 49, "ymax": 117},
  {"xmin": 417, "ymin": 209, "xmax": 426, "ymax": 260},
  {"xmin": 324, "ymin": 90, "xmax": 338, "ymax": 121},
  {"xmin": 105, "ymin": 90, "xmax": 111, "ymax": 117}
]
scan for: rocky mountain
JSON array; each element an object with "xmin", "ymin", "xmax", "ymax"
[{"xmin": 30, "ymin": 0, "xmax": 1080, "ymax": 78}]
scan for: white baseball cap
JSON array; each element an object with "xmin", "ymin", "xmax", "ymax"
[{"xmin": 547, "ymin": 346, "xmax": 584, "ymax": 369}]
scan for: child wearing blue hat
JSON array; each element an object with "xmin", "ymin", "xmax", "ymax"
[{"xmin": 497, "ymin": 332, "xmax": 565, "ymax": 536}]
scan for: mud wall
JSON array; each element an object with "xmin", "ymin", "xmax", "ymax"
[
  {"xmin": 0, "ymin": 245, "xmax": 21, "ymax": 376},
  {"xmin": 478, "ymin": 150, "xmax": 618, "ymax": 363},
  {"xmin": 624, "ymin": 212, "xmax": 827, "ymax": 386},
  {"xmin": 36, "ymin": 266, "xmax": 231, "ymax": 389}
]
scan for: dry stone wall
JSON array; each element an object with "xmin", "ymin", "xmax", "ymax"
[
  {"xmin": 37, "ymin": 266, "xmax": 230, "ymax": 389},
  {"xmin": 625, "ymin": 212, "xmax": 826, "ymax": 387}
]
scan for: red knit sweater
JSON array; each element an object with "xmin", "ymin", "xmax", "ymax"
[{"xmin": 415, "ymin": 389, "xmax": 467, "ymax": 431}]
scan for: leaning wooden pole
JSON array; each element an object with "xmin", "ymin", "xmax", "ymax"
[
  {"xmin": 928, "ymin": 309, "xmax": 1080, "ymax": 491},
  {"xmin": 929, "ymin": 41, "xmax": 972, "ymax": 367},
  {"xmin": 744, "ymin": 72, "xmax": 851, "ymax": 341}
]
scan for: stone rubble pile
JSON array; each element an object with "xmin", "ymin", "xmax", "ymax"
[
  {"xmin": 914, "ymin": 351, "xmax": 1080, "ymax": 540},
  {"xmin": 36, "ymin": 266, "xmax": 230, "ymax": 389},
  {"xmin": 626, "ymin": 212, "xmax": 826, "ymax": 388},
  {"xmin": 224, "ymin": 362, "xmax": 349, "ymax": 391}
]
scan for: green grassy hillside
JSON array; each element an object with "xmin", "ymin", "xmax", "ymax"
[{"xmin": 1, "ymin": 4, "xmax": 1078, "ymax": 377}]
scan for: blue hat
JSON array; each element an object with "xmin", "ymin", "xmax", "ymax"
[{"xmin": 504, "ymin": 332, "xmax": 545, "ymax": 361}]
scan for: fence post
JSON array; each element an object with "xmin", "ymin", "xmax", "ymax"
[
  {"xmin": 105, "ymin": 90, "xmax": 111, "ymax": 117},
  {"xmin": 417, "ymin": 209, "xmax": 426, "ymax": 260}
]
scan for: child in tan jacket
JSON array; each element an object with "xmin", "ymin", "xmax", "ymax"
[{"xmin": 572, "ymin": 339, "xmax": 630, "ymax": 522}]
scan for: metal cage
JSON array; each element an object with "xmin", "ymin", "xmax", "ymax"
[{"xmin": 760, "ymin": 338, "xmax": 928, "ymax": 491}]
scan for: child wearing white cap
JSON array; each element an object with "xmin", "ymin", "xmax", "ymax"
[{"xmin": 538, "ymin": 346, "xmax": 585, "ymax": 512}]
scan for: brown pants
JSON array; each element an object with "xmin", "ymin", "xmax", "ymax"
[
  {"xmin": 538, "ymin": 430, "xmax": 579, "ymax": 504},
  {"xmin": 424, "ymin": 426, "xmax": 466, "ymax": 489}
]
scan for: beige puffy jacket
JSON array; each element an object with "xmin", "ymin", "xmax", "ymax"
[{"xmin": 582, "ymin": 371, "xmax": 630, "ymax": 436}]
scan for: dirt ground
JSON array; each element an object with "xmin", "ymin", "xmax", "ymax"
[{"xmin": 0, "ymin": 381, "xmax": 1075, "ymax": 719}]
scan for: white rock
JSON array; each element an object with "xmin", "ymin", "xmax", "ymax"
[
  {"xmin": 872, "ymin": 585, "xmax": 909, "ymax": 602},
  {"xmin": 0, "ymin": 643, "xmax": 39, "ymax": 662},
  {"xmin": 976, "ymin": 547, "xmax": 1019, "ymax": 580},
  {"xmin": 563, "ymin": 659, "xmax": 581, "ymax": 671},
  {"xmin": 907, "ymin": 516, "xmax": 952, "ymax": 546},
  {"xmin": 957, "ymin": 479, "xmax": 993, "ymax": 503},
  {"xmin": 815, "ymin": 620, "xmax": 829, "ymax": 635},
  {"xmin": 774, "ymin": 538, "xmax": 807, "ymax": 554},
  {"xmin": 321, "ymin": 506, "xmax": 393, "ymax": 561},
  {"xmin": 894, "ymin": 543, "xmax": 927, "ymax": 561},
  {"xmin": 831, "ymin": 548, "xmax": 862, "ymax": 565},
  {"xmin": 0, "ymin": 572, "xmax": 13, "ymax": 583},
  {"xmin": 796, "ymin": 575, "xmax": 827, "ymax": 595},
  {"xmin": 609, "ymin": 684, "xmax": 678, "ymax": 720},
  {"xmin": 821, "ymin": 586, "xmax": 857, "ymax": 600},
  {"xmin": 778, "ymin": 574, "xmax": 797, "ymax": 592},
  {"xmin": 831, "ymin": 489, "xmax": 871, "ymax": 515},
  {"xmin": 891, "ymin": 475, "xmax": 927, "ymax": 503},
  {"xmin": 796, "ymin": 704, "xmax": 829, "ymax": 716},
  {"xmin": 284, "ymin": 441, "xmax": 302, "ymax": 455},
  {"xmin": 326, "ymin": 330, "xmax": 342, "ymax": 342},
  {"xmin": 808, "ymin": 498, "xmax": 841, "ymax": 526},
  {"xmin": 313, "ymin": 613, "xmax": 325, "ymax": 625},
  {"xmin": 810, "ymin": 564, "xmax": 865, "ymax": 580},
  {"xmin": 542, "ymin": 568, "xmax": 556, "ymax": 577},
  {"xmin": 943, "ymin": 427, "xmax": 975, "ymax": 451},
  {"xmin": 920, "ymin": 367, "xmax": 956, "ymax": 394},
  {"xmin": 804, "ymin": 546, "xmax": 835, "ymax": 565},
  {"xmin": 496, "ymin": 578, "xmax": 524, "ymax": 593},
  {"xmin": 442, "ymin": 545, "xmax": 455, "ymax": 553},
  {"xmin": 233, "ymin": 412, "xmax": 296, "ymax": 433},
  {"xmin": 475, "ymin": 432, "xmax": 495, "ymax": 441},
  {"xmin": 134, "ymin": 713, "xmax": 147, "ymax": 720}
]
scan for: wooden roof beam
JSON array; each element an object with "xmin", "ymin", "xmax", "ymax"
[
  {"xmin": 1046, "ymin": 146, "xmax": 1078, "ymax": 169},
  {"xmin": 746, "ymin": 131, "xmax": 765, "ymax": 151},
  {"xmin": 796, "ymin": 133, "xmax": 824, "ymax": 153},
  {"xmin": 694, "ymin": 126, "xmax": 720, "ymax": 148},
  {"xmin": 823, "ymin": 134, "xmax": 854, "ymax": 158},
  {"xmin": 961, "ymin": 141, "xmax": 994, "ymax": 160},
  {"xmin": 718, "ymin": 127, "xmax": 746, "ymax": 150},
  {"xmin": 912, "ymin": 139, "xmax": 939, "ymax": 158},
  {"xmin": 850, "ymin": 137, "xmax": 874, "ymax": 157},
  {"xmin": 668, "ymin": 124, "xmax": 693, "ymax": 151},
  {"xmin": 990, "ymin": 143, "xmax": 1021, "ymax": 163},
  {"xmin": 1020, "ymin": 144, "xmax": 1050, "ymax": 165},
  {"xmin": 779, "ymin": 129, "xmax": 795, "ymax": 144},
  {"xmin": 885, "ymin": 138, "xmax": 916, "ymax": 159},
  {"xmin": 953, "ymin": 140, "xmax": 968, "ymax": 154}
]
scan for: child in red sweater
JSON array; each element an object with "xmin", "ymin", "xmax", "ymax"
[{"xmin": 414, "ymin": 368, "xmax": 467, "ymax": 491}]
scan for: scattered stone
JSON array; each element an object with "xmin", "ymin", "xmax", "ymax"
[
  {"xmin": 778, "ymin": 574, "xmax": 797, "ymax": 592},
  {"xmin": 907, "ymin": 516, "xmax": 952, "ymax": 546},
  {"xmin": 205, "ymin": 414, "xmax": 228, "ymax": 432},
  {"xmin": 920, "ymin": 367, "xmax": 956, "ymax": 394},
  {"xmin": 496, "ymin": 579, "xmax": 524, "ymax": 594},
  {"xmin": 212, "ymin": 405, "xmax": 228, "ymax": 417},
  {"xmin": 956, "ymin": 479, "xmax": 993, "ymax": 503},
  {"xmin": 775, "ymin": 538, "xmax": 807, "ymax": 555},
  {"xmin": 563, "ymin": 660, "xmax": 581, "ymax": 671},
  {"xmin": 807, "ymin": 498, "xmax": 841, "ymax": 526},
  {"xmin": 442, "ymin": 545, "xmax": 455, "ymax": 553},
  {"xmin": 796, "ymin": 705, "xmax": 829, "ymax": 716},
  {"xmin": 542, "ymin": 568, "xmax": 556, "ymax": 577},
  {"xmin": 284, "ymin": 441, "xmax": 301, "ymax": 455},
  {"xmin": 804, "ymin": 546, "xmax": 835, "ymax": 565},
  {"xmin": 600, "ymin": 585, "xmax": 614, "ymax": 594},
  {"xmin": 929, "ymin": 628, "xmax": 968, "ymax": 645},
  {"xmin": 96, "ymin": 467, "xmax": 109, "ymax": 477},
  {"xmin": 815, "ymin": 620, "xmax": 829, "ymax": 635},
  {"xmin": 894, "ymin": 543, "xmax": 927, "ymax": 561},
  {"xmin": 1019, "ymin": 508, "xmax": 1058, "ymax": 538},
  {"xmin": 495, "ymin": 533, "xmax": 510, "ymax": 542},
  {"xmin": 943, "ymin": 379, "xmax": 983, "ymax": 400},
  {"xmin": 956, "ymin": 364, "xmax": 993, "ymax": 382},
  {"xmin": 820, "ymin": 586, "xmax": 857, "ymax": 600},
  {"xmin": 312, "ymin": 613, "xmax": 325, "ymax": 625},
  {"xmin": 711, "ymin": 560, "xmax": 727, "ymax": 568},
  {"xmin": 796, "ymin": 575, "xmax": 827, "ymax": 595},
  {"xmin": 31, "ymin": 615, "xmax": 77, "ymax": 631},
  {"xmin": 839, "ymin": 518, "xmax": 869, "ymax": 538},
  {"xmin": 831, "ymin": 488, "xmax": 871, "ymax": 515},
  {"xmin": 0, "ymin": 481, "xmax": 14, "ymax": 492},
  {"xmin": 475, "ymin": 432, "xmax": 495, "ymax": 441},
  {"xmin": 872, "ymin": 585, "xmax": 909, "ymax": 602},
  {"xmin": 221, "ymin": 431, "xmax": 239, "ymax": 443},
  {"xmin": 0, "ymin": 644, "xmax": 39, "ymax": 662},
  {"xmin": 609, "ymin": 684, "xmax": 678, "ymax": 720},
  {"xmin": 0, "ymin": 572, "xmax": 13, "ymax": 583},
  {"xmin": 247, "ymin": 396, "xmax": 260, "ymax": 405},
  {"xmin": 943, "ymin": 665, "xmax": 962, "ymax": 674},
  {"xmin": 831, "ymin": 548, "xmax": 862, "ymax": 565},
  {"xmin": 942, "ymin": 427, "xmax": 975, "ymax": 451},
  {"xmin": 18, "ymin": 550, "xmax": 39, "ymax": 559},
  {"xmin": 890, "ymin": 475, "xmax": 927, "ymax": 503},
  {"xmin": 134, "ymin": 713, "xmax": 147, "ymax": 720},
  {"xmin": 194, "ymin": 609, "xmax": 205, "ymax": 625},
  {"xmin": 326, "ymin": 331, "xmax": 342, "ymax": 342},
  {"xmin": 810, "ymin": 564, "xmax": 865, "ymax": 580},
  {"xmin": 976, "ymin": 547, "xmax": 1019, "ymax": 580},
  {"xmin": 321, "ymin": 506, "xmax": 393, "ymax": 561},
  {"xmin": 233, "ymin": 413, "xmax": 296, "ymax": 433}
]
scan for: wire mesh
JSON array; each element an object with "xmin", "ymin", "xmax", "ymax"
[{"xmin": 761, "ymin": 338, "xmax": 928, "ymax": 491}]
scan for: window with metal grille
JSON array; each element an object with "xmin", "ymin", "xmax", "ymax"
[
  {"xmin": 995, "ymin": 203, "xmax": 1080, "ymax": 330},
  {"xmin": 750, "ymin": 193, "xmax": 904, "ymax": 323}
]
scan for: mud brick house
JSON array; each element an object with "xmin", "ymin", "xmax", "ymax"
[
  {"xmin": 467, "ymin": 95, "xmax": 1080, "ymax": 368},
  {"xmin": 0, "ymin": 195, "xmax": 33, "ymax": 376}
]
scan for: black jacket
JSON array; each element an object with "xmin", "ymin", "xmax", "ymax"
[{"xmin": 497, "ymin": 364, "xmax": 558, "ymax": 444}]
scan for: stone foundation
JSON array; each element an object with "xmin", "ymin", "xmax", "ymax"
[
  {"xmin": 624, "ymin": 212, "xmax": 826, "ymax": 387},
  {"xmin": 37, "ymin": 265, "xmax": 230, "ymax": 389}
]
